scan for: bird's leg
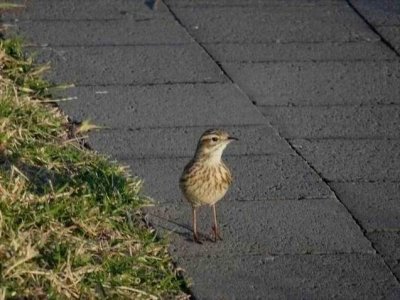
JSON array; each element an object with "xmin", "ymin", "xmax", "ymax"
[
  {"xmin": 192, "ymin": 207, "xmax": 202, "ymax": 244},
  {"xmin": 211, "ymin": 204, "xmax": 222, "ymax": 242}
]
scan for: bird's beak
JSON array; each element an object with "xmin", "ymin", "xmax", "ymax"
[{"xmin": 227, "ymin": 136, "xmax": 239, "ymax": 141}]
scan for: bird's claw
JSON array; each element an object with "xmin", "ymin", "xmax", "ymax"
[
  {"xmin": 193, "ymin": 233, "xmax": 203, "ymax": 244},
  {"xmin": 211, "ymin": 225, "xmax": 223, "ymax": 242}
]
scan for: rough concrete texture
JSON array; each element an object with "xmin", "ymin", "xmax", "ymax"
[
  {"xmin": 4, "ymin": 0, "xmax": 171, "ymax": 20},
  {"xmin": 147, "ymin": 199, "xmax": 372, "ymax": 256},
  {"xmin": 205, "ymin": 41, "xmax": 397, "ymax": 62},
  {"xmin": 368, "ymin": 231, "xmax": 400, "ymax": 280},
  {"xmin": 291, "ymin": 139, "xmax": 400, "ymax": 182},
  {"xmin": 87, "ymin": 125, "xmax": 291, "ymax": 159},
  {"xmin": 260, "ymin": 105, "xmax": 400, "ymax": 139},
  {"xmin": 13, "ymin": 19, "xmax": 192, "ymax": 46},
  {"xmin": 350, "ymin": 0, "xmax": 400, "ymax": 54},
  {"xmin": 223, "ymin": 61, "xmax": 400, "ymax": 106},
  {"xmin": 165, "ymin": 0, "xmax": 346, "ymax": 7},
  {"xmin": 179, "ymin": 254, "xmax": 400, "ymax": 300},
  {"xmin": 33, "ymin": 45, "xmax": 226, "ymax": 85},
  {"xmin": 377, "ymin": 26, "xmax": 400, "ymax": 53},
  {"xmin": 331, "ymin": 182, "xmax": 400, "ymax": 231},
  {"xmin": 350, "ymin": 0, "xmax": 400, "ymax": 26},
  {"xmin": 7, "ymin": 0, "xmax": 400, "ymax": 297},
  {"xmin": 57, "ymin": 84, "xmax": 264, "ymax": 128},
  {"xmin": 126, "ymin": 155, "xmax": 332, "ymax": 203},
  {"xmin": 172, "ymin": 6, "xmax": 378, "ymax": 43},
  {"xmin": 168, "ymin": 0, "xmax": 400, "ymax": 294}
]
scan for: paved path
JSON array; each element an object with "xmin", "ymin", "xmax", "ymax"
[{"xmin": 4, "ymin": 0, "xmax": 400, "ymax": 298}]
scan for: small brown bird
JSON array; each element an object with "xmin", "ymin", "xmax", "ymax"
[{"xmin": 179, "ymin": 129, "xmax": 238, "ymax": 243}]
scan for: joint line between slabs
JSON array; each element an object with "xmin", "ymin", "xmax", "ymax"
[
  {"xmin": 284, "ymin": 138, "xmax": 400, "ymax": 284},
  {"xmin": 257, "ymin": 103, "xmax": 400, "ymax": 108},
  {"xmin": 100, "ymin": 123, "xmax": 268, "ymax": 131},
  {"xmin": 117, "ymin": 152, "xmax": 292, "ymax": 161},
  {"xmin": 168, "ymin": 3, "xmax": 345, "ymax": 9},
  {"xmin": 286, "ymin": 137, "xmax": 400, "ymax": 141},
  {"xmin": 218, "ymin": 58, "xmax": 400, "ymax": 63},
  {"xmin": 178, "ymin": 251, "xmax": 380, "ymax": 261},
  {"xmin": 327, "ymin": 179, "xmax": 400, "ymax": 184},
  {"xmin": 345, "ymin": 0, "xmax": 400, "ymax": 57},
  {"xmin": 72, "ymin": 81, "xmax": 226, "ymax": 88},
  {"xmin": 26, "ymin": 42, "xmax": 191, "ymax": 48},
  {"xmin": 366, "ymin": 228, "xmax": 400, "ymax": 234},
  {"xmin": 162, "ymin": 0, "xmax": 400, "ymax": 285},
  {"xmin": 202, "ymin": 40, "xmax": 386, "ymax": 46},
  {"xmin": 161, "ymin": 0, "xmax": 236, "ymax": 84}
]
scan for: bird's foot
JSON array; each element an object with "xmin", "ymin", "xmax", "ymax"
[
  {"xmin": 211, "ymin": 225, "xmax": 223, "ymax": 242},
  {"xmin": 193, "ymin": 233, "xmax": 203, "ymax": 244}
]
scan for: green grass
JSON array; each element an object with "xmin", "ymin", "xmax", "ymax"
[{"xmin": 0, "ymin": 39, "xmax": 188, "ymax": 299}]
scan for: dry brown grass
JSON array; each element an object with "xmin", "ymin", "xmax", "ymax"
[{"xmin": 0, "ymin": 38, "xmax": 189, "ymax": 299}]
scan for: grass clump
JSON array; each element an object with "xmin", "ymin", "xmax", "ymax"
[{"xmin": 0, "ymin": 39, "xmax": 188, "ymax": 299}]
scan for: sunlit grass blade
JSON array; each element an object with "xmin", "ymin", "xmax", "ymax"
[{"xmin": 0, "ymin": 36, "xmax": 189, "ymax": 299}]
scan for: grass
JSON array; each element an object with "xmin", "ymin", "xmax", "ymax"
[{"xmin": 0, "ymin": 38, "xmax": 188, "ymax": 299}]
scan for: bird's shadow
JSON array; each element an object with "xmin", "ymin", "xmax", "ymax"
[{"xmin": 148, "ymin": 211, "xmax": 214, "ymax": 243}]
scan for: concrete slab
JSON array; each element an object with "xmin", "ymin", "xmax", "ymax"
[
  {"xmin": 331, "ymin": 182, "xmax": 400, "ymax": 231},
  {"xmin": 87, "ymin": 125, "xmax": 291, "ymax": 159},
  {"xmin": 205, "ymin": 41, "xmax": 397, "ymax": 62},
  {"xmin": 171, "ymin": 6, "xmax": 378, "ymax": 43},
  {"xmin": 12, "ymin": 19, "xmax": 191, "ymax": 46},
  {"xmin": 57, "ymin": 84, "xmax": 263, "ymax": 127},
  {"xmin": 32, "ymin": 45, "xmax": 225, "ymax": 85},
  {"xmin": 223, "ymin": 61, "xmax": 400, "ymax": 106},
  {"xmin": 378, "ymin": 26, "xmax": 400, "ymax": 53},
  {"xmin": 124, "ymin": 154, "xmax": 332, "ymax": 203},
  {"xmin": 291, "ymin": 139, "xmax": 400, "ymax": 181},
  {"xmin": 350, "ymin": 0, "xmax": 400, "ymax": 26},
  {"xmin": 11, "ymin": 0, "xmax": 400, "ymax": 296},
  {"xmin": 2, "ymin": 0, "xmax": 171, "ymax": 21},
  {"xmin": 259, "ymin": 105, "xmax": 400, "ymax": 139},
  {"xmin": 368, "ymin": 231, "xmax": 400, "ymax": 280},
  {"xmin": 166, "ymin": 0, "xmax": 345, "ymax": 7},
  {"xmin": 176, "ymin": 254, "xmax": 399, "ymax": 299},
  {"xmin": 147, "ymin": 199, "xmax": 372, "ymax": 256}
]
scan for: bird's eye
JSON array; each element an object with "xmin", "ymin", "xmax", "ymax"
[{"xmin": 211, "ymin": 137, "xmax": 218, "ymax": 142}]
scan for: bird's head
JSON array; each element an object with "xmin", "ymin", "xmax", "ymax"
[{"xmin": 195, "ymin": 129, "xmax": 238, "ymax": 163}]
